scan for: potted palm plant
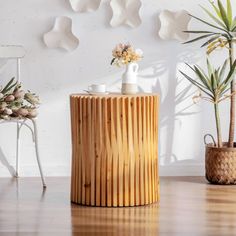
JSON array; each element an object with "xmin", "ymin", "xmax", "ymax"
[{"xmin": 181, "ymin": 0, "xmax": 236, "ymax": 184}]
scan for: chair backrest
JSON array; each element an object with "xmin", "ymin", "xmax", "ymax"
[{"xmin": 0, "ymin": 45, "xmax": 25, "ymax": 83}]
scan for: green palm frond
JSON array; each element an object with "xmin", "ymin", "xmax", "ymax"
[
  {"xmin": 200, "ymin": 5, "xmax": 226, "ymax": 29},
  {"xmin": 183, "ymin": 0, "xmax": 236, "ymax": 50},
  {"xmin": 217, "ymin": 0, "xmax": 230, "ymax": 30},
  {"xmin": 183, "ymin": 33, "xmax": 218, "ymax": 44},
  {"xmin": 179, "ymin": 59, "xmax": 236, "ymax": 103},
  {"xmin": 1, "ymin": 77, "xmax": 17, "ymax": 94}
]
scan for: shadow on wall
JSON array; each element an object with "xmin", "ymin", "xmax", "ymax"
[{"xmin": 139, "ymin": 42, "xmax": 202, "ymax": 168}]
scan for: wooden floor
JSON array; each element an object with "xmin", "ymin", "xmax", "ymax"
[{"xmin": 0, "ymin": 177, "xmax": 236, "ymax": 235}]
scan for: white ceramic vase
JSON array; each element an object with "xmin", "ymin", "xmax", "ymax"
[{"xmin": 121, "ymin": 62, "xmax": 139, "ymax": 95}]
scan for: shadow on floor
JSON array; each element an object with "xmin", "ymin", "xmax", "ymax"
[{"xmin": 0, "ymin": 147, "xmax": 16, "ymax": 176}]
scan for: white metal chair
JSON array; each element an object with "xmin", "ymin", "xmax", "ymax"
[{"xmin": 0, "ymin": 45, "xmax": 46, "ymax": 188}]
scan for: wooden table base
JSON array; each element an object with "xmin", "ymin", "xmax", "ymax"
[{"xmin": 70, "ymin": 94, "xmax": 159, "ymax": 207}]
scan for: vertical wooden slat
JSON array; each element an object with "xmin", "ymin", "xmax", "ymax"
[
  {"xmin": 70, "ymin": 96, "xmax": 75, "ymax": 202},
  {"xmin": 143, "ymin": 97, "xmax": 149, "ymax": 205},
  {"xmin": 147, "ymin": 96, "xmax": 152, "ymax": 204},
  {"xmin": 95, "ymin": 98, "xmax": 101, "ymax": 206},
  {"xmin": 150, "ymin": 96, "xmax": 155, "ymax": 202},
  {"xmin": 123, "ymin": 98, "xmax": 129, "ymax": 206},
  {"xmin": 155, "ymin": 96, "xmax": 160, "ymax": 202},
  {"xmin": 76, "ymin": 97, "xmax": 82, "ymax": 204},
  {"xmin": 128, "ymin": 98, "xmax": 134, "ymax": 206},
  {"xmin": 106, "ymin": 98, "xmax": 112, "ymax": 207},
  {"xmin": 85, "ymin": 98, "xmax": 91, "ymax": 205},
  {"xmin": 111, "ymin": 98, "xmax": 118, "ymax": 207},
  {"xmin": 73, "ymin": 96, "xmax": 78, "ymax": 203},
  {"xmin": 138, "ymin": 97, "xmax": 144, "ymax": 205},
  {"xmin": 117, "ymin": 98, "xmax": 124, "ymax": 207},
  {"xmin": 91, "ymin": 97, "xmax": 96, "ymax": 206},
  {"xmin": 132, "ymin": 97, "xmax": 139, "ymax": 206},
  {"xmin": 101, "ymin": 98, "xmax": 107, "ymax": 206},
  {"xmin": 81, "ymin": 97, "xmax": 86, "ymax": 205}
]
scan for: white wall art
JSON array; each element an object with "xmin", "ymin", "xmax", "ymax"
[
  {"xmin": 110, "ymin": 0, "xmax": 142, "ymax": 28},
  {"xmin": 159, "ymin": 10, "xmax": 191, "ymax": 41},
  {"xmin": 68, "ymin": 0, "xmax": 101, "ymax": 13},
  {"xmin": 43, "ymin": 16, "xmax": 79, "ymax": 52}
]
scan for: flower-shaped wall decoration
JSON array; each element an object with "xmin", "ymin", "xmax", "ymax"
[
  {"xmin": 110, "ymin": 0, "xmax": 142, "ymax": 28},
  {"xmin": 68, "ymin": 0, "xmax": 101, "ymax": 12},
  {"xmin": 159, "ymin": 10, "xmax": 191, "ymax": 41},
  {"xmin": 43, "ymin": 16, "xmax": 79, "ymax": 52}
]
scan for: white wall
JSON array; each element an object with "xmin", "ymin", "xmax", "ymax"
[{"xmin": 0, "ymin": 0, "xmax": 235, "ymax": 177}]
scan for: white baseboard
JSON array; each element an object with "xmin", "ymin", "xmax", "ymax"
[
  {"xmin": 0, "ymin": 164, "xmax": 205, "ymax": 177},
  {"xmin": 0, "ymin": 164, "xmax": 71, "ymax": 177},
  {"xmin": 159, "ymin": 164, "xmax": 205, "ymax": 176}
]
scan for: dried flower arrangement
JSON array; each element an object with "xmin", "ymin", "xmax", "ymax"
[
  {"xmin": 0, "ymin": 78, "xmax": 40, "ymax": 120},
  {"xmin": 111, "ymin": 43, "xmax": 143, "ymax": 67}
]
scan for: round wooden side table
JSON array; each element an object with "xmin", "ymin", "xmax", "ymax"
[{"xmin": 70, "ymin": 93, "xmax": 159, "ymax": 207}]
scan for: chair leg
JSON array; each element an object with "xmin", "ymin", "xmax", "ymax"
[
  {"xmin": 31, "ymin": 119, "xmax": 47, "ymax": 188},
  {"xmin": 15, "ymin": 122, "xmax": 20, "ymax": 178}
]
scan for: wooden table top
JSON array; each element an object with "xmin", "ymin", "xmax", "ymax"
[{"xmin": 70, "ymin": 93, "xmax": 159, "ymax": 98}]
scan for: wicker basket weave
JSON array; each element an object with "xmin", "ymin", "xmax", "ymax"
[{"xmin": 205, "ymin": 143, "xmax": 236, "ymax": 185}]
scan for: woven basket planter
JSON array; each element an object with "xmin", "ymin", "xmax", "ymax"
[{"xmin": 205, "ymin": 142, "xmax": 236, "ymax": 185}]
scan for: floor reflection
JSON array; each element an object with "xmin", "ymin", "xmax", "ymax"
[
  {"xmin": 1, "ymin": 177, "xmax": 236, "ymax": 235},
  {"xmin": 71, "ymin": 204, "xmax": 159, "ymax": 235}
]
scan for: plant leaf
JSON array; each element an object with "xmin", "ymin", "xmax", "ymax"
[
  {"xmin": 219, "ymin": 59, "xmax": 228, "ymax": 79},
  {"xmin": 226, "ymin": 0, "xmax": 232, "ymax": 27},
  {"xmin": 201, "ymin": 35, "xmax": 221, "ymax": 47},
  {"xmin": 1, "ymin": 77, "xmax": 15, "ymax": 94},
  {"xmin": 207, "ymin": 58, "xmax": 213, "ymax": 77},
  {"xmin": 232, "ymin": 24, "xmax": 236, "ymax": 32},
  {"xmin": 217, "ymin": 0, "xmax": 230, "ymax": 30},
  {"xmin": 183, "ymin": 30, "xmax": 218, "ymax": 34},
  {"xmin": 184, "ymin": 64, "xmax": 210, "ymax": 90},
  {"xmin": 200, "ymin": 5, "xmax": 226, "ymax": 28},
  {"xmin": 189, "ymin": 14, "xmax": 230, "ymax": 34},
  {"xmin": 194, "ymin": 65, "xmax": 212, "ymax": 91},
  {"xmin": 209, "ymin": 0, "xmax": 222, "ymax": 19},
  {"xmin": 6, "ymin": 82, "xmax": 18, "ymax": 93},
  {"xmin": 110, "ymin": 58, "xmax": 116, "ymax": 65},
  {"xmin": 179, "ymin": 70, "xmax": 214, "ymax": 98},
  {"xmin": 183, "ymin": 33, "xmax": 217, "ymax": 44},
  {"xmin": 231, "ymin": 17, "xmax": 236, "ymax": 31},
  {"xmin": 223, "ymin": 59, "xmax": 236, "ymax": 86}
]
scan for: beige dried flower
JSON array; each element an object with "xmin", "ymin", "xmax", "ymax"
[
  {"xmin": 14, "ymin": 90, "xmax": 25, "ymax": 99},
  {"xmin": 5, "ymin": 95, "xmax": 15, "ymax": 102},
  {"xmin": 4, "ymin": 108, "xmax": 13, "ymax": 115},
  {"xmin": 28, "ymin": 109, "xmax": 38, "ymax": 118},
  {"xmin": 17, "ymin": 108, "xmax": 29, "ymax": 117},
  {"xmin": 0, "ymin": 102, "xmax": 7, "ymax": 109},
  {"xmin": 24, "ymin": 93, "xmax": 40, "ymax": 105}
]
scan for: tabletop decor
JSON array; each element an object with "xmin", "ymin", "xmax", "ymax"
[
  {"xmin": 0, "ymin": 78, "xmax": 40, "ymax": 120},
  {"xmin": 111, "ymin": 43, "xmax": 143, "ymax": 95},
  {"xmin": 70, "ymin": 93, "xmax": 159, "ymax": 207},
  {"xmin": 181, "ymin": 0, "xmax": 236, "ymax": 184}
]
